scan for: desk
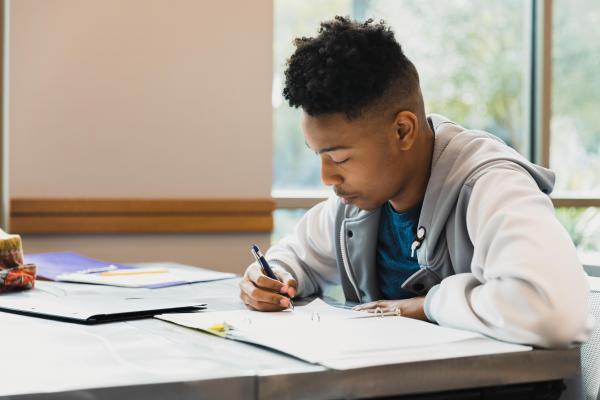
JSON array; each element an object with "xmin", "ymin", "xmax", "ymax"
[{"xmin": 0, "ymin": 277, "xmax": 579, "ymax": 400}]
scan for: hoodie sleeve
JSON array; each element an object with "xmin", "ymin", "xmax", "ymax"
[
  {"xmin": 424, "ymin": 165, "xmax": 595, "ymax": 347},
  {"xmin": 258, "ymin": 195, "xmax": 339, "ymax": 297}
]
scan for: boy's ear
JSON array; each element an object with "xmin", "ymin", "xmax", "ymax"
[{"xmin": 394, "ymin": 111, "xmax": 418, "ymax": 151}]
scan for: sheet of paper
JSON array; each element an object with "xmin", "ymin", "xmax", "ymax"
[
  {"xmin": 57, "ymin": 266, "xmax": 236, "ymax": 288},
  {"xmin": 321, "ymin": 337, "xmax": 531, "ymax": 370},
  {"xmin": 156, "ymin": 299, "xmax": 531, "ymax": 369}
]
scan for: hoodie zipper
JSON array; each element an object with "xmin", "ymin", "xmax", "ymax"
[{"xmin": 339, "ymin": 223, "xmax": 362, "ymax": 303}]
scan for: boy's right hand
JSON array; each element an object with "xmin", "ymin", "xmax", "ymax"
[{"xmin": 239, "ymin": 263, "xmax": 297, "ymax": 311}]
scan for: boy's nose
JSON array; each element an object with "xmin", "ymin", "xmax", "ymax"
[{"xmin": 321, "ymin": 159, "xmax": 343, "ymax": 186}]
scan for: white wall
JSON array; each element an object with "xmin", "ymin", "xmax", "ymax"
[
  {"xmin": 9, "ymin": 0, "xmax": 274, "ymax": 273},
  {"xmin": 21, "ymin": 233, "xmax": 271, "ymax": 273}
]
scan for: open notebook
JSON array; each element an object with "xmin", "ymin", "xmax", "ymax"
[{"xmin": 156, "ymin": 298, "xmax": 531, "ymax": 370}]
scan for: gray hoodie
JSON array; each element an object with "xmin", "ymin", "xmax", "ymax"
[
  {"xmin": 334, "ymin": 114, "xmax": 554, "ymax": 303},
  {"xmin": 265, "ymin": 114, "xmax": 593, "ymax": 347}
]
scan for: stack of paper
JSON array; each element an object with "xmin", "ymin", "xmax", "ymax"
[
  {"xmin": 25, "ymin": 252, "xmax": 236, "ymax": 289},
  {"xmin": 156, "ymin": 299, "xmax": 532, "ymax": 370},
  {"xmin": 56, "ymin": 265, "xmax": 235, "ymax": 288}
]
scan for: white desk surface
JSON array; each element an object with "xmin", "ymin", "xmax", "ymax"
[{"xmin": 0, "ymin": 275, "xmax": 580, "ymax": 400}]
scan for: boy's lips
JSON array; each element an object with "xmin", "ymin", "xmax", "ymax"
[
  {"xmin": 339, "ymin": 194, "xmax": 358, "ymax": 204},
  {"xmin": 334, "ymin": 188, "xmax": 358, "ymax": 203}
]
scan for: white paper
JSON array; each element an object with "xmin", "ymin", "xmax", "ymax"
[
  {"xmin": 321, "ymin": 337, "xmax": 531, "ymax": 370},
  {"xmin": 156, "ymin": 299, "xmax": 531, "ymax": 369},
  {"xmin": 57, "ymin": 265, "xmax": 236, "ymax": 288}
]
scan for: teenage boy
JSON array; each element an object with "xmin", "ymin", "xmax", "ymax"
[{"xmin": 239, "ymin": 16, "xmax": 592, "ymax": 347}]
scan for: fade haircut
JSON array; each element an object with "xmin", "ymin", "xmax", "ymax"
[{"xmin": 283, "ymin": 16, "xmax": 422, "ymax": 120}]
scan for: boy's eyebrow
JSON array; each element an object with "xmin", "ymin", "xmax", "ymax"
[{"xmin": 304, "ymin": 141, "xmax": 350, "ymax": 154}]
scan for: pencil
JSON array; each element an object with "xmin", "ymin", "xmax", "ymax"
[{"xmin": 99, "ymin": 269, "xmax": 169, "ymax": 277}]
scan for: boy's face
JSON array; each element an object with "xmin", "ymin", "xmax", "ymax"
[{"xmin": 302, "ymin": 111, "xmax": 417, "ymax": 211}]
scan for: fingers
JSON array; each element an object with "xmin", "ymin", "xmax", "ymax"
[
  {"xmin": 245, "ymin": 263, "xmax": 298, "ymax": 298},
  {"xmin": 352, "ymin": 298, "xmax": 427, "ymax": 320},
  {"xmin": 239, "ymin": 263, "xmax": 296, "ymax": 312},
  {"xmin": 245, "ymin": 264, "xmax": 284, "ymax": 292},
  {"xmin": 274, "ymin": 269, "xmax": 297, "ymax": 298},
  {"xmin": 241, "ymin": 295, "xmax": 289, "ymax": 312},
  {"xmin": 353, "ymin": 300, "xmax": 398, "ymax": 313},
  {"xmin": 353, "ymin": 300, "xmax": 383, "ymax": 311},
  {"xmin": 239, "ymin": 278, "xmax": 290, "ymax": 312}
]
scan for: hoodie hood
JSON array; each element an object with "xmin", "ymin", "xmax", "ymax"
[
  {"xmin": 333, "ymin": 114, "xmax": 556, "ymax": 301},
  {"xmin": 414, "ymin": 114, "xmax": 555, "ymax": 270}
]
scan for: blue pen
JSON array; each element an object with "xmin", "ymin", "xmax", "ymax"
[{"xmin": 251, "ymin": 244, "xmax": 294, "ymax": 310}]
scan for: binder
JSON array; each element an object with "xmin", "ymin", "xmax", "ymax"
[
  {"xmin": 157, "ymin": 298, "xmax": 532, "ymax": 370},
  {"xmin": 0, "ymin": 281, "xmax": 206, "ymax": 324}
]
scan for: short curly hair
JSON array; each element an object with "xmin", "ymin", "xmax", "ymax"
[{"xmin": 283, "ymin": 16, "xmax": 421, "ymax": 119}]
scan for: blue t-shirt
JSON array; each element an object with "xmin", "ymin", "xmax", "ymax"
[{"xmin": 376, "ymin": 201, "xmax": 421, "ymax": 299}]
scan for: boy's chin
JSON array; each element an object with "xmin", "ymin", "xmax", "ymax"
[{"xmin": 345, "ymin": 197, "xmax": 380, "ymax": 211}]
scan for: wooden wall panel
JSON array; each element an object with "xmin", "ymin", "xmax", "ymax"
[{"xmin": 11, "ymin": 199, "xmax": 274, "ymax": 234}]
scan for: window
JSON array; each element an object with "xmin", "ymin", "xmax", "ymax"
[
  {"xmin": 273, "ymin": 1, "xmax": 353, "ymax": 192},
  {"xmin": 551, "ymin": 0, "xmax": 600, "ymax": 194},
  {"xmin": 368, "ymin": 0, "xmax": 530, "ymax": 153},
  {"xmin": 550, "ymin": 0, "xmax": 600, "ymax": 257},
  {"xmin": 555, "ymin": 208, "xmax": 600, "ymax": 252},
  {"xmin": 271, "ymin": 208, "xmax": 308, "ymax": 243}
]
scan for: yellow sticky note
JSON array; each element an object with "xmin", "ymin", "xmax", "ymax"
[{"xmin": 207, "ymin": 322, "xmax": 232, "ymax": 334}]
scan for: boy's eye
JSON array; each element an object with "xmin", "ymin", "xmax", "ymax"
[{"xmin": 332, "ymin": 158, "xmax": 349, "ymax": 165}]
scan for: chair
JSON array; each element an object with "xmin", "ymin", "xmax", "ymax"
[{"xmin": 580, "ymin": 273, "xmax": 600, "ymax": 400}]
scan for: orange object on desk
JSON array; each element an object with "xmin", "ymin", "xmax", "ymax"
[
  {"xmin": 0, "ymin": 230, "xmax": 37, "ymax": 293},
  {"xmin": 0, "ymin": 264, "xmax": 36, "ymax": 292}
]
